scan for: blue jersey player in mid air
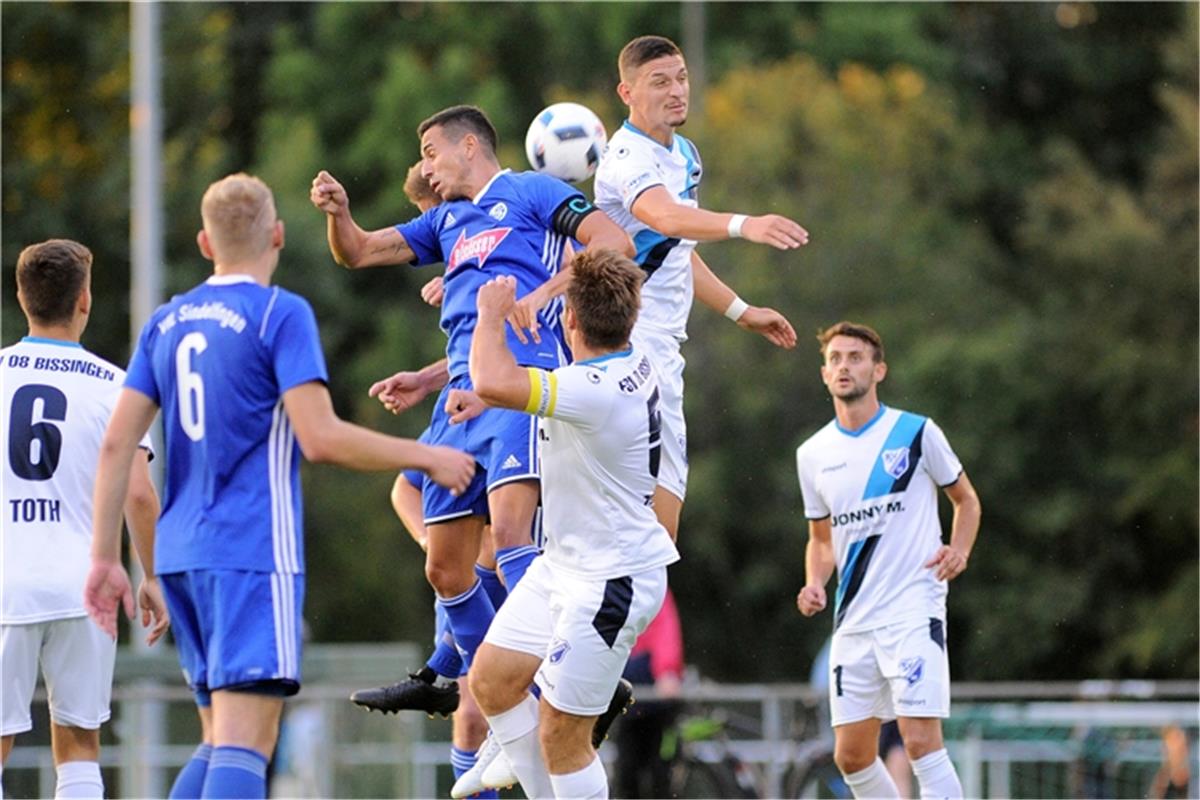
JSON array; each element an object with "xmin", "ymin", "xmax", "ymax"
[
  {"xmin": 84, "ymin": 173, "xmax": 475, "ymax": 800},
  {"xmin": 309, "ymin": 106, "xmax": 632, "ymax": 718}
]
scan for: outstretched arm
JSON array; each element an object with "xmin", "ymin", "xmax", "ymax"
[
  {"xmin": 311, "ymin": 170, "xmax": 416, "ymax": 268},
  {"xmin": 283, "ymin": 381, "xmax": 472, "ymax": 496},
  {"xmin": 632, "ymin": 186, "xmax": 808, "ymax": 250},
  {"xmin": 692, "ymin": 252, "xmax": 797, "ymax": 349},
  {"xmin": 368, "ymin": 359, "xmax": 450, "ymax": 416}
]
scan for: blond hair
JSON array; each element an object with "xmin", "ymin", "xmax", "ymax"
[{"xmin": 200, "ymin": 173, "xmax": 276, "ymax": 262}]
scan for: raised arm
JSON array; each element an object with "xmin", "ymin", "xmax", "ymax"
[
  {"xmin": 797, "ymin": 517, "xmax": 834, "ymax": 617},
  {"xmin": 691, "ymin": 251, "xmax": 797, "ymax": 348},
  {"xmin": 632, "ymin": 185, "xmax": 808, "ymax": 250},
  {"xmin": 310, "ymin": 170, "xmax": 416, "ymax": 268},
  {"xmin": 469, "ymin": 276, "xmax": 536, "ymax": 411}
]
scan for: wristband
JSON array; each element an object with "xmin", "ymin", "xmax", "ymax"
[
  {"xmin": 724, "ymin": 296, "xmax": 750, "ymax": 322},
  {"xmin": 727, "ymin": 213, "xmax": 747, "ymax": 239}
]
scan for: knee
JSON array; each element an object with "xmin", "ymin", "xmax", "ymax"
[
  {"xmin": 834, "ymin": 738, "xmax": 877, "ymax": 776},
  {"xmin": 487, "ymin": 516, "xmax": 531, "ymax": 550},
  {"xmin": 426, "ymin": 557, "xmax": 472, "ymax": 597},
  {"xmin": 467, "ymin": 663, "xmax": 504, "ymax": 716},
  {"xmin": 901, "ymin": 725, "xmax": 943, "ymax": 761}
]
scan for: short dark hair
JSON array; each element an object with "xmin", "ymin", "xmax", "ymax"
[
  {"xmin": 417, "ymin": 105, "xmax": 498, "ymax": 155},
  {"xmin": 16, "ymin": 239, "xmax": 93, "ymax": 325},
  {"xmin": 403, "ymin": 162, "xmax": 438, "ymax": 208},
  {"xmin": 817, "ymin": 321, "xmax": 885, "ymax": 363},
  {"xmin": 566, "ymin": 249, "xmax": 644, "ymax": 350},
  {"xmin": 619, "ymin": 35, "xmax": 684, "ymax": 82}
]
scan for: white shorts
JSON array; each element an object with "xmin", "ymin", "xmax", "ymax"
[
  {"xmin": 483, "ymin": 556, "xmax": 667, "ymax": 716},
  {"xmin": 828, "ymin": 617, "xmax": 950, "ymax": 726},
  {"xmin": 631, "ymin": 327, "xmax": 687, "ymax": 501},
  {"xmin": 1, "ymin": 617, "xmax": 116, "ymax": 735}
]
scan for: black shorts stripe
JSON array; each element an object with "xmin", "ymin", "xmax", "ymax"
[{"xmin": 592, "ymin": 576, "xmax": 634, "ymax": 648}]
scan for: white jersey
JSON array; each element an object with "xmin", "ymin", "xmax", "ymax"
[
  {"xmin": 594, "ymin": 121, "xmax": 702, "ymax": 342},
  {"xmin": 796, "ymin": 405, "xmax": 963, "ymax": 634},
  {"xmin": 524, "ymin": 347, "xmax": 680, "ymax": 580},
  {"xmin": 1, "ymin": 338, "xmax": 148, "ymax": 624}
]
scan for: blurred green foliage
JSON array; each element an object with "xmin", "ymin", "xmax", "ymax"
[{"xmin": 2, "ymin": 2, "xmax": 1195, "ymax": 681}]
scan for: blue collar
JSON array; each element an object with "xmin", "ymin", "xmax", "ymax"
[
  {"xmin": 622, "ymin": 120, "xmax": 673, "ymax": 150},
  {"xmin": 22, "ymin": 336, "xmax": 82, "ymax": 349},
  {"xmin": 835, "ymin": 404, "xmax": 887, "ymax": 437},
  {"xmin": 577, "ymin": 347, "xmax": 633, "ymax": 367}
]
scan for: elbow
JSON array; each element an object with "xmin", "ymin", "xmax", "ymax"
[
  {"xmin": 473, "ymin": 376, "xmax": 503, "ymax": 407},
  {"xmin": 295, "ymin": 427, "xmax": 338, "ymax": 465},
  {"xmin": 126, "ymin": 483, "xmax": 159, "ymax": 519}
]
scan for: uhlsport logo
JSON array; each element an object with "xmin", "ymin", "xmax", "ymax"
[
  {"xmin": 900, "ymin": 656, "xmax": 925, "ymax": 686},
  {"xmin": 447, "ymin": 228, "xmax": 512, "ymax": 273},
  {"xmin": 882, "ymin": 446, "xmax": 910, "ymax": 480},
  {"xmin": 548, "ymin": 638, "xmax": 571, "ymax": 665}
]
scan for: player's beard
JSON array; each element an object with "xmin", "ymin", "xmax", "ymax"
[{"xmin": 833, "ymin": 381, "xmax": 869, "ymax": 402}]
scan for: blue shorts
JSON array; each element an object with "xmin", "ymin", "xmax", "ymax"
[
  {"xmin": 401, "ymin": 427, "xmax": 433, "ymax": 489},
  {"xmin": 161, "ymin": 569, "xmax": 305, "ymax": 705},
  {"xmin": 422, "ymin": 374, "xmax": 540, "ymax": 524}
]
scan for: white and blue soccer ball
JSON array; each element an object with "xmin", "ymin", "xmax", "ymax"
[{"xmin": 524, "ymin": 102, "xmax": 608, "ymax": 184}]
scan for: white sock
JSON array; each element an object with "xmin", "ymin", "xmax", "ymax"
[
  {"xmin": 55, "ymin": 760, "xmax": 103, "ymax": 799},
  {"xmin": 844, "ymin": 757, "xmax": 901, "ymax": 799},
  {"xmin": 550, "ymin": 754, "xmax": 608, "ymax": 799},
  {"xmin": 486, "ymin": 694, "xmax": 554, "ymax": 800},
  {"xmin": 911, "ymin": 748, "xmax": 963, "ymax": 800}
]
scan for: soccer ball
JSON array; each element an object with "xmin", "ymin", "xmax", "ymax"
[{"xmin": 524, "ymin": 102, "xmax": 608, "ymax": 184}]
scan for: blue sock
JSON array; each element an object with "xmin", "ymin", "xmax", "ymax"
[
  {"xmin": 427, "ymin": 606, "xmax": 464, "ymax": 679},
  {"xmin": 438, "ymin": 580, "xmax": 495, "ymax": 669},
  {"xmin": 495, "ymin": 545, "xmax": 539, "ymax": 590},
  {"xmin": 474, "ymin": 564, "xmax": 508, "ymax": 609},
  {"xmin": 200, "ymin": 746, "xmax": 268, "ymax": 799},
  {"xmin": 451, "ymin": 746, "xmax": 499, "ymax": 798},
  {"xmin": 169, "ymin": 743, "xmax": 212, "ymax": 799}
]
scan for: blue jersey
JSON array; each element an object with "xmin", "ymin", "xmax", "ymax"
[
  {"xmin": 125, "ymin": 275, "xmax": 329, "ymax": 575},
  {"xmin": 396, "ymin": 169, "xmax": 594, "ymax": 378}
]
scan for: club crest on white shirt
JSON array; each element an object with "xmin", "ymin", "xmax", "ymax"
[{"xmin": 882, "ymin": 447, "xmax": 910, "ymax": 480}]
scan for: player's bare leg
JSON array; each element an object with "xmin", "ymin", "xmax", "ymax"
[
  {"xmin": 1, "ymin": 735, "xmax": 13, "ymax": 764},
  {"xmin": 541, "ymin": 701, "xmax": 609, "ymax": 797},
  {"xmin": 834, "ymin": 718, "xmax": 901, "ymax": 799},
  {"xmin": 469, "ymin": 643, "xmax": 553, "ymax": 799},
  {"xmin": 487, "ymin": 481, "xmax": 540, "ymax": 589},
  {"xmin": 898, "ymin": 716, "xmax": 962, "ymax": 799},
  {"xmin": 47, "ymin": 724, "xmax": 103, "ymax": 798}
]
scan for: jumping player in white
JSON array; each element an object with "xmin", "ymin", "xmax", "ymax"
[
  {"xmin": 84, "ymin": 173, "xmax": 474, "ymax": 800},
  {"xmin": 796, "ymin": 322, "xmax": 982, "ymax": 800},
  {"xmin": 466, "ymin": 251, "xmax": 680, "ymax": 800},
  {"xmin": 1, "ymin": 239, "xmax": 168, "ymax": 800},
  {"xmin": 594, "ymin": 34, "xmax": 809, "ymax": 543}
]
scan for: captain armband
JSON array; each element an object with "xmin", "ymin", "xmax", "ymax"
[
  {"xmin": 550, "ymin": 195, "xmax": 599, "ymax": 239},
  {"xmin": 524, "ymin": 368, "xmax": 558, "ymax": 417}
]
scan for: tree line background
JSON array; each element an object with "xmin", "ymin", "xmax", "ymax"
[{"xmin": 3, "ymin": 2, "xmax": 1196, "ymax": 683}]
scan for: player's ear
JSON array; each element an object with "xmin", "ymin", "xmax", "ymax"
[
  {"xmin": 273, "ymin": 220, "xmax": 285, "ymax": 250},
  {"xmin": 617, "ymin": 80, "xmax": 633, "ymax": 106},
  {"xmin": 874, "ymin": 360, "xmax": 887, "ymax": 384},
  {"xmin": 197, "ymin": 230, "xmax": 214, "ymax": 262}
]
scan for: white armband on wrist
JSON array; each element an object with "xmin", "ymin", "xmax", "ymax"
[
  {"xmin": 724, "ymin": 296, "xmax": 750, "ymax": 322},
  {"xmin": 727, "ymin": 214, "xmax": 748, "ymax": 239}
]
